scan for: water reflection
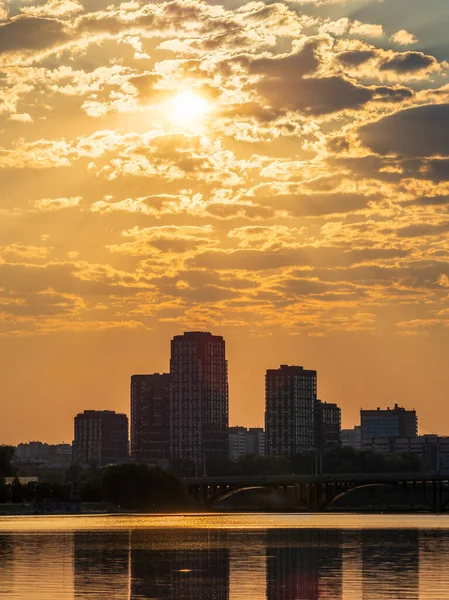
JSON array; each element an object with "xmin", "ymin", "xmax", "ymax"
[
  {"xmin": 266, "ymin": 530, "xmax": 343, "ymax": 599},
  {"xmin": 2, "ymin": 522, "xmax": 449, "ymax": 599}
]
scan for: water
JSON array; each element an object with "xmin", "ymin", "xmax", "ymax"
[{"xmin": 2, "ymin": 514, "xmax": 449, "ymax": 599}]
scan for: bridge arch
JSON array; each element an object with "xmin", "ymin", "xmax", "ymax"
[{"xmin": 320, "ymin": 482, "xmax": 397, "ymax": 510}]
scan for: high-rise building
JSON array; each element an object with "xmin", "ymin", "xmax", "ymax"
[
  {"xmin": 361, "ymin": 404, "xmax": 417, "ymax": 441},
  {"xmin": 314, "ymin": 400, "xmax": 341, "ymax": 452},
  {"xmin": 73, "ymin": 410, "xmax": 129, "ymax": 466},
  {"xmin": 170, "ymin": 331, "xmax": 229, "ymax": 474},
  {"xmin": 130, "ymin": 373, "xmax": 170, "ymax": 465},
  {"xmin": 342, "ymin": 426, "xmax": 362, "ymax": 451},
  {"xmin": 229, "ymin": 427, "xmax": 266, "ymax": 462},
  {"xmin": 265, "ymin": 365, "xmax": 317, "ymax": 457}
]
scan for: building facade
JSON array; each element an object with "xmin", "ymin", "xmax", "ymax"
[
  {"xmin": 314, "ymin": 400, "xmax": 341, "ymax": 452},
  {"xmin": 265, "ymin": 365, "xmax": 317, "ymax": 457},
  {"xmin": 229, "ymin": 427, "xmax": 266, "ymax": 462},
  {"xmin": 73, "ymin": 410, "xmax": 129, "ymax": 466},
  {"xmin": 170, "ymin": 331, "xmax": 229, "ymax": 474},
  {"xmin": 361, "ymin": 404, "xmax": 417, "ymax": 441},
  {"xmin": 130, "ymin": 373, "xmax": 170, "ymax": 465},
  {"xmin": 342, "ymin": 426, "xmax": 362, "ymax": 451}
]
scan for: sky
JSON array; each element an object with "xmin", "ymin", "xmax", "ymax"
[{"xmin": 2, "ymin": 0, "xmax": 449, "ymax": 445}]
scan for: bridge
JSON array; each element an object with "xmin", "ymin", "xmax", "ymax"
[{"xmin": 183, "ymin": 473, "xmax": 449, "ymax": 511}]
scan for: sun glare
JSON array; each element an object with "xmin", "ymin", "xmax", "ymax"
[{"xmin": 170, "ymin": 91, "xmax": 209, "ymax": 126}]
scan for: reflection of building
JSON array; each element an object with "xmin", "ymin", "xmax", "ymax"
[
  {"xmin": 130, "ymin": 373, "xmax": 170, "ymax": 465},
  {"xmin": 266, "ymin": 529, "xmax": 343, "ymax": 600},
  {"xmin": 341, "ymin": 426, "xmax": 361, "ymax": 450},
  {"xmin": 131, "ymin": 530, "xmax": 229, "ymax": 600},
  {"xmin": 73, "ymin": 410, "xmax": 129, "ymax": 466},
  {"xmin": 170, "ymin": 332, "xmax": 229, "ymax": 474},
  {"xmin": 361, "ymin": 530, "xmax": 419, "ymax": 599},
  {"xmin": 265, "ymin": 365, "xmax": 317, "ymax": 457},
  {"xmin": 361, "ymin": 404, "xmax": 417, "ymax": 441},
  {"xmin": 6, "ymin": 532, "xmax": 75, "ymax": 598},
  {"xmin": 314, "ymin": 400, "xmax": 341, "ymax": 452},
  {"xmin": 74, "ymin": 532, "xmax": 129, "ymax": 599},
  {"xmin": 229, "ymin": 426, "xmax": 266, "ymax": 462}
]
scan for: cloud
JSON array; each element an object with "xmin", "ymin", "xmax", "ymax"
[
  {"xmin": 35, "ymin": 196, "xmax": 81, "ymax": 210},
  {"xmin": 391, "ymin": 30, "xmax": 418, "ymax": 46},
  {"xmin": 359, "ymin": 104, "xmax": 449, "ymax": 157}
]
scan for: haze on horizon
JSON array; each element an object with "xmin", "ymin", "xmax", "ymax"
[{"xmin": 1, "ymin": 0, "xmax": 449, "ymax": 445}]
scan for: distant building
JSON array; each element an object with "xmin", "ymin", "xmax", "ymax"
[
  {"xmin": 229, "ymin": 427, "xmax": 266, "ymax": 462},
  {"xmin": 341, "ymin": 426, "xmax": 362, "ymax": 451},
  {"xmin": 362, "ymin": 435, "xmax": 449, "ymax": 472},
  {"xmin": 130, "ymin": 373, "xmax": 170, "ymax": 465},
  {"xmin": 15, "ymin": 442, "xmax": 72, "ymax": 465},
  {"xmin": 247, "ymin": 427, "xmax": 266, "ymax": 457},
  {"xmin": 229, "ymin": 427, "xmax": 247, "ymax": 462},
  {"xmin": 361, "ymin": 404, "xmax": 417, "ymax": 441},
  {"xmin": 73, "ymin": 410, "xmax": 129, "ymax": 466},
  {"xmin": 265, "ymin": 365, "xmax": 317, "ymax": 457},
  {"xmin": 170, "ymin": 332, "xmax": 229, "ymax": 474},
  {"xmin": 314, "ymin": 400, "xmax": 341, "ymax": 452}
]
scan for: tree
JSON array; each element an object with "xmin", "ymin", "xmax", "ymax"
[
  {"xmin": 102, "ymin": 464, "xmax": 189, "ymax": 511},
  {"xmin": 0, "ymin": 445, "xmax": 16, "ymax": 477}
]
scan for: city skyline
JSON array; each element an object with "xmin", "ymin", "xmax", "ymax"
[{"xmin": 3, "ymin": 329, "xmax": 429, "ymax": 447}]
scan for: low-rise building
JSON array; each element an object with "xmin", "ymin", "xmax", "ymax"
[
  {"xmin": 342, "ymin": 426, "xmax": 362, "ymax": 451},
  {"xmin": 229, "ymin": 427, "xmax": 266, "ymax": 462}
]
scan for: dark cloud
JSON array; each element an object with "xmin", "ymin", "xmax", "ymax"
[
  {"xmin": 190, "ymin": 246, "xmax": 407, "ymax": 271},
  {"xmin": 249, "ymin": 41, "xmax": 320, "ymax": 79},
  {"xmin": 0, "ymin": 16, "xmax": 69, "ymax": 54},
  {"xmin": 359, "ymin": 104, "xmax": 449, "ymax": 157},
  {"xmin": 380, "ymin": 51, "xmax": 437, "ymax": 74},
  {"xmin": 337, "ymin": 50, "xmax": 376, "ymax": 67},
  {"xmin": 257, "ymin": 192, "xmax": 378, "ymax": 216}
]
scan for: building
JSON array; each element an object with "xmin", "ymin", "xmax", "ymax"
[
  {"xmin": 15, "ymin": 442, "xmax": 72, "ymax": 465},
  {"xmin": 314, "ymin": 400, "xmax": 341, "ymax": 452},
  {"xmin": 265, "ymin": 365, "xmax": 317, "ymax": 457},
  {"xmin": 229, "ymin": 427, "xmax": 266, "ymax": 462},
  {"xmin": 73, "ymin": 410, "xmax": 129, "ymax": 466},
  {"xmin": 130, "ymin": 373, "xmax": 170, "ymax": 465},
  {"xmin": 247, "ymin": 427, "xmax": 266, "ymax": 457},
  {"xmin": 341, "ymin": 426, "xmax": 362, "ymax": 451},
  {"xmin": 362, "ymin": 435, "xmax": 449, "ymax": 473},
  {"xmin": 361, "ymin": 404, "xmax": 417, "ymax": 441},
  {"xmin": 229, "ymin": 427, "xmax": 247, "ymax": 462},
  {"xmin": 170, "ymin": 331, "xmax": 229, "ymax": 474}
]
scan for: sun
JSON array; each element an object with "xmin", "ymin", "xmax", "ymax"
[{"xmin": 169, "ymin": 91, "xmax": 209, "ymax": 126}]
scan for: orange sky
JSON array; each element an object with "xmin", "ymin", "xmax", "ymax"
[{"xmin": 1, "ymin": 0, "xmax": 449, "ymax": 445}]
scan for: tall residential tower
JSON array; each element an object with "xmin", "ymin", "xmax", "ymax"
[
  {"xmin": 130, "ymin": 373, "xmax": 170, "ymax": 465},
  {"xmin": 170, "ymin": 331, "xmax": 229, "ymax": 474},
  {"xmin": 265, "ymin": 365, "xmax": 317, "ymax": 457}
]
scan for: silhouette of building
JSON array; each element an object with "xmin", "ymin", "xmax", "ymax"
[
  {"xmin": 130, "ymin": 373, "xmax": 170, "ymax": 465},
  {"xmin": 314, "ymin": 400, "xmax": 341, "ymax": 452},
  {"xmin": 265, "ymin": 365, "xmax": 317, "ymax": 457},
  {"xmin": 361, "ymin": 404, "xmax": 417, "ymax": 442},
  {"xmin": 342, "ymin": 426, "xmax": 362, "ymax": 450},
  {"xmin": 170, "ymin": 332, "xmax": 229, "ymax": 474},
  {"xmin": 73, "ymin": 410, "xmax": 128, "ymax": 466},
  {"xmin": 229, "ymin": 427, "xmax": 265, "ymax": 462}
]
